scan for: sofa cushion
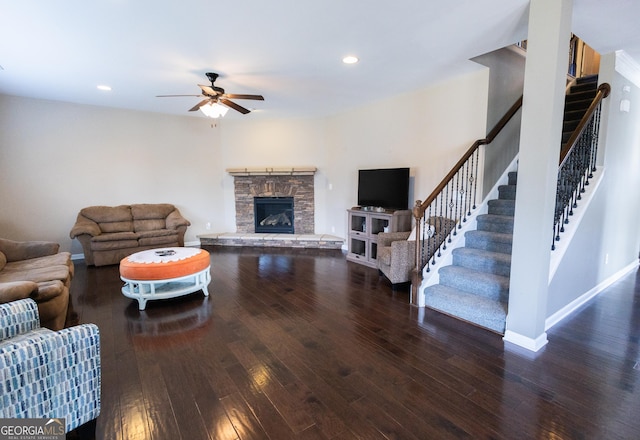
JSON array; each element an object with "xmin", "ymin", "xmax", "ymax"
[
  {"xmin": 91, "ymin": 232, "xmax": 139, "ymax": 242},
  {"xmin": 134, "ymin": 218, "xmax": 166, "ymax": 232},
  {"xmin": 90, "ymin": 239, "xmax": 139, "ymax": 251},
  {"xmin": 100, "ymin": 221, "xmax": 134, "ymax": 234},
  {"xmin": 2, "ymin": 253, "xmax": 71, "ymax": 272},
  {"xmin": 81, "ymin": 204, "xmax": 132, "ymax": 223},
  {"xmin": 0, "ymin": 251, "xmax": 5, "ymax": 271},
  {"xmin": 81, "ymin": 205, "xmax": 134, "ymax": 233},
  {"xmin": 138, "ymin": 233, "xmax": 179, "ymax": 247},
  {"xmin": 136, "ymin": 229, "xmax": 177, "ymax": 239},
  {"xmin": 131, "ymin": 203, "xmax": 175, "ymax": 220},
  {"xmin": 0, "ymin": 265, "xmax": 71, "ymax": 284}
]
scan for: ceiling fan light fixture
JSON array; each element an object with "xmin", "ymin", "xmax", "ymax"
[{"xmin": 200, "ymin": 101, "xmax": 229, "ymax": 118}]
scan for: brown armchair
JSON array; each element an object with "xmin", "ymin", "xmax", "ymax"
[{"xmin": 377, "ymin": 216, "xmax": 456, "ymax": 288}]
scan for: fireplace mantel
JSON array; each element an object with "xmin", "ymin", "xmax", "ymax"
[{"xmin": 226, "ymin": 167, "xmax": 317, "ymax": 176}]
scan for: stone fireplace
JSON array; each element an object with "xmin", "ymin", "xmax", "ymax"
[{"xmin": 227, "ymin": 167, "xmax": 316, "ymax": 234}]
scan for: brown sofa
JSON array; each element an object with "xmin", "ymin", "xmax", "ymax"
[
  {"xmin": 0, "ymin": 238, "xmax": 73, "ymax": 330},
  {"xmin": 70, "ymin": 203, "xmax": 190, "ymax": 266}
]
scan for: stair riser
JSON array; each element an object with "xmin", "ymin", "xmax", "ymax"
[
  {"xmin": 488, "ymin": 205, "xmax": 515, "ymax": 216},
  {"xmin": 477, "ymin": 218, "xmax": 514, "ymax": 234},
  {"xmin": 465, "ymin": 235, "xmax": 512, "ymax": 254},
  {"xmin": 565, "ymin": 90, "xmax": 596, "ymax": 102},
  {"xmin": 498, "ymin": 185, "xmax": 516, "ymax": 200},
  {"xmin": 452, "ymin": 253, "xmax": 511, "ymax": 277},
  {"xmin": 564, "ymin": 99, "xmax": 592, "ymax": 112}
]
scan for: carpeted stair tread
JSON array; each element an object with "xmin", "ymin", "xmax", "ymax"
[
  {"xmin": 465, "ymin": 230, "xmax": 513, "ymax": 254},
  {"xmin": 438, "ymin": 265, "xmax": 509, "ymax": 302},
  {"xmin": 452, "ymin": 247, "xmax": 511, "ymax": 276},
  {"xmin": 424, "ymin": 284, "xmax": 507, "ymax": 334}
]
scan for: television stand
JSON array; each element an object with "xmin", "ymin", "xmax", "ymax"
[{"xmin": 346, "ymin": 208, "xmax": 412, "ymax": 268}]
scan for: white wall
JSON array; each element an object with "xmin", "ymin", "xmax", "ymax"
[
  {"xmin": 325, "ymin": 69, "xmax": 489, "ymax": 236},
  {"xmin": 472, "ymin": 46, "xmax": 526, "ymax": 197},
  {"xmin": 0, "ymin": 95, "xmax": 222, "ymax": 254},
  {"xmin": 0, "ymin": 68, "xmax": 489, "ymax": 255}
]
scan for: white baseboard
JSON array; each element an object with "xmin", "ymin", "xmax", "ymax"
[
  {"xmin": 545, "ymin": 259, "xmax": 639, "ymax": 330},
  {"xmin": 503, "ymin": 330, "xmax": 548, "ymax": 352}
]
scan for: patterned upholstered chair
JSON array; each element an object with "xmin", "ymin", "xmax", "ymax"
[
  {"xmin": 377, "ymin": 216, "xmax": 456, "ymax": 288},
  {"xmin": 0, "ymin": 298, "xmax": 101, "ymax": 434}
]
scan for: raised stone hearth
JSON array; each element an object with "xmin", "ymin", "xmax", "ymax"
[{"xmin": 199, "ymin": 232, "xmax": 343, "ymax": 249}]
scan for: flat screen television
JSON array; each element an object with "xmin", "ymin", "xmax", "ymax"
[{"xmin": 357, "ymin": 167, "xmax": 410, "ymax": 210}]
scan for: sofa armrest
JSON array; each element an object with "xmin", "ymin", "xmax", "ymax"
[
  {"xmin": 390, "ymin": 239, "xmax": 417, "ymax": 268},
  {"xmin": 0, "ymin": 238, "xmax": 60, "ymax": 262},
  {"xmin": 165, "ymin": 207, "xmax": 191, "ymax": 230},
  {"xmin": 0, "ymin": 298, "xmax": 40, "ymax": 341},
  {"xmin": 0, "ymin": 281, "xmax": 38, "ymax": 304},
  {"xmin": 69, "ymin": 213, "xmax": 102, "ymax": 239},
  {"xmin": 377, "ymin": 231, "xmax": 411, "ymax": 247},
  {"xmin": 56, "ymin": 324, "xmax": 102, "ymax": 431}
]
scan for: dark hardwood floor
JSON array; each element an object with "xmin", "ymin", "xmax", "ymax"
[{"xmin": 67, "ymin": 246, "xmax": 640, "ymax": 439}]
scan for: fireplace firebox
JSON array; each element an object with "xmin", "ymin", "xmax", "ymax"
[{"xmin": 254, "ymin": 197, "xmax": 294, "ymax": 234}]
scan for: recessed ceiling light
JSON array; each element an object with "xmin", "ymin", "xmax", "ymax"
[
  {"xmin": 97, "ymin": 85, "xmax": 112, "ymax": 91},
  {"xmin": 342, "ymin": 55, "xmax": 359, "ymax": 64}
]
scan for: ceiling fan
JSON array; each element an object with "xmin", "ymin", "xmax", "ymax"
[{"xmin": 157, "ymin": 72, "xmax": 264, "ymax": 116}]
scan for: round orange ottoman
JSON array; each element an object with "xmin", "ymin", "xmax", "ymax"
[{"xmin": 119, "ymin": 247, "xmax": 211, "ymax": 310}]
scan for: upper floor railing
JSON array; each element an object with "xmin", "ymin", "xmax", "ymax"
[{"xmin": 552, "ymin": 82, "xmax": 610, "ymax": 249}]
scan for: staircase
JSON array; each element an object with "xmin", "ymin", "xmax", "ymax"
[
  {"xmin": 423, "ymin": 172, "xmax": 516, "ymax": 334},
  {"xmin": 421, "ymin": 75, "xmax": 600, "ymax": 334}
]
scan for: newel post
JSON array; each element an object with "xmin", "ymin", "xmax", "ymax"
[{"xmin": 410, "ymin": 199, "xmax": 424, "ymax": 306}]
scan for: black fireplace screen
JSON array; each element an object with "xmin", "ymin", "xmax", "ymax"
[{"xmin": 254, "ymin": 197, "xmax": 294, "ymax": 234}]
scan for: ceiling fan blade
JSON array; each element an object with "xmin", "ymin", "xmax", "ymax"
[
  {"xmin": 198, "ymin": 84, "xmax": 218, "ymax": 96},
  {"xmin": 156, "ymin": 94, "xmax": 202, "ymax": 97},
  {"xmin": 223, "ymin": 93, "xmax": 264, "ymax": 101},
  {"xmin": 220, "ymin": 98, "xmax": 250, "ymax": 114},
  {"xmin": 189, "ymin": 99, "xmax": 211, "ymax": 112}
]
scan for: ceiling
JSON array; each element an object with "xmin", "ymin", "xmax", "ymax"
[{"xmin": 1, "ymin": 0, "xmax": 639, "ymax": 120}]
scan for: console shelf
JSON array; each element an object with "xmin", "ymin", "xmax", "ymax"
[{"xmin": 346, "ymin": 208, "xmax": 412, "ymax": 268}]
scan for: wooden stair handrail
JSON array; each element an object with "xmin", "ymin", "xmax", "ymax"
[
  {"xmin": 410, "ymin": 95, "xmax": 523, "ymax": 304},
  {"xmin": 559, "ymin": 83, "xmax": 610, "ymax": 167},
  {"xmin": 413, "ymin": 95, "xmax": 523, "ymax": 220}
]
